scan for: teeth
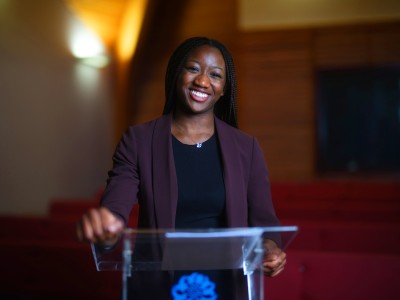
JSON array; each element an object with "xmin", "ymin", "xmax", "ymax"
[{"xmin": 191, "ymin": 90, "xmax": 207, "ymax": 98}]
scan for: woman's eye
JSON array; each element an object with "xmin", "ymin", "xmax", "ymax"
[
  {"xmin": 211, "ymin": 72, "xmax": 222, "ymax": 79},
  {"xmin": 186, "ymin": 66, "xmax": 199, "ymax": 72}
]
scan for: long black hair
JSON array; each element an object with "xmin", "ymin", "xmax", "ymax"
[{"xmin": 163, "ymin": 36, "xmax": 238, "ymax": 128}]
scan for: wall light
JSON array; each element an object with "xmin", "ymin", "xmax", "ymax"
[
  {"xmin": 68, "ymin": 18, "xmax": 110, "ymax": 68},
  {"xmin": 77, "ymin": 54, "xmax": 110, "ymax": 68}
]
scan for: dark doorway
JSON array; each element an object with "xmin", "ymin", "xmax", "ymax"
[{"xmin": 316, "ymin": 66, "xmax": 400, "ymax": 174}]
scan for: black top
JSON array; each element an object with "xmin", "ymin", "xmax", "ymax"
[
  {"xmin": 172, "ymin": 134, "xmax": 226, "ymax": 229},
  {"xmin": 172, "ymin": 135, "xmax": 235, "ymax": 300}
]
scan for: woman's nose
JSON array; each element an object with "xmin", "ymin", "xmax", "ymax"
[{"xmin": 194, "ymin": 73, "xmax": 210, "ymax": 87}]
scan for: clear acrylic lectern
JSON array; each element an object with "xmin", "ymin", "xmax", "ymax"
[{"xmin": 92, "ymin": 226, "xmax": 298, "ymax": 300}]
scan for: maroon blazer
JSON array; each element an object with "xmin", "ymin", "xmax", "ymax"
[{"xmin": 101, "ymin": 113, "xmax": 279, "ymax": 230}]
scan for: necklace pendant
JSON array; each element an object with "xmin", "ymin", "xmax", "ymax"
[{"xmin": 196, "ymin": 143, "xmax": 202, "ymax": 148}]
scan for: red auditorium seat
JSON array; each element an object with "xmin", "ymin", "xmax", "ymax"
[
  {"xmin": 267, "ymin": 250, "xmax": 400, "ymax": 300},
  {"xmin": 0, "ymin": 240, "xmax": 120, "ymax": 300},
  {"xmin": 280, "ymin": 219, "xmax": 400, "ymax": 255}
]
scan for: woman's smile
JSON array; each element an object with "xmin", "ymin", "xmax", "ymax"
[{"xmin": 189, "ymin": 89, "xmax": 209, "ymax": 102}]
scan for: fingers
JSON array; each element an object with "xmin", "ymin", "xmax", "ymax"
[
  {"xmin": 263, "ymin": 257, "xmax": 286, "ymax": 277},
  {"xmin": 99, "ymin": 207, "xmax": 124, "ymax": 234},
  {"xmin": 263, "ymin": 249, "xmax": 287, "ymax": 277},
  {"xmin": 76, "ymin": 207, "xmax": 124, "ymax": 245},
  {"xmin": 266, "ymin": 265, "xmax": 285, "ymax": 277},
  {"xmin": 77, "ymin": 213, "xmax": 95, "ymax": 242}
]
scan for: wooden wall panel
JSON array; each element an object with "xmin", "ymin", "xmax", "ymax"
[
  {"xmin": 238, "ymin": 30, "xmax": 315, "ymax": 179},
  {"xmin": 313, "ymin": 23, "xmax": 400, "ymax": 68},
  {"xmin": 313, "ymin": 27, "xmax": 370, "ymax": 68},
  {"xmin": 369, "ymin": 23, "xmax": 400, "ymax": 64},
  {"xmin": 238, "ymin": 22, "xmax": 400, "ymax": 180}
]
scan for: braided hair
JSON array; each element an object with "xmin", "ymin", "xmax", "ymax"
[{"xmin": 163, "ymin": 36, "xmax": 238, "ymax": 128}]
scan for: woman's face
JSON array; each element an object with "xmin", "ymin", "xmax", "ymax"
[{"xmin": 175, "ymin": 45, "xmax": 226, "ymax": 115}]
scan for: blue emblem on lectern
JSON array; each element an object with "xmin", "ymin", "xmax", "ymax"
[{"xmin": 171, "ymin": 272, "xmax": 218, "ymax": 300}]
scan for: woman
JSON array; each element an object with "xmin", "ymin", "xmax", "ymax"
[{"xmin": 77, "ymin": 36, "xmax": 286, "ymax": 299}]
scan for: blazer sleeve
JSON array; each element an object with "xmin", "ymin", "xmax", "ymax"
[
  {"xmin": 100, "ymin": 128, "xmax": 139, "ymax": 224},
  {"xmin": 247, "ymin": 137, "xmax": 280, "ymax": 227}
]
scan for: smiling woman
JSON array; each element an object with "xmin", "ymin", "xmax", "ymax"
[{"xmin": 76, "ymin": 36, "xmax": 285, "ymax": 299}]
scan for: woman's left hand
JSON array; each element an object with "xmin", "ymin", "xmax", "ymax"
[{"xmin": 262, "ymin": 240, "xmax": 287, "ymax": 277}]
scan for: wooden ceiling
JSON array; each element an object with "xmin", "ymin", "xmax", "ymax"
[{"xmin": 64, "ymin": 0, "xmax": 129, "ymax": 48}]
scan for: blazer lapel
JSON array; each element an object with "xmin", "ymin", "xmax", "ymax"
[
  {"xmin": 215, "ymin": 118, "xmax": 248, "ymax": 227},
  {"xmin": 152, "ymin": 113, "xmax": 178, "ymax": 228}
]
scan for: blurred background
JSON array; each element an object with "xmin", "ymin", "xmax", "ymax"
[{"xmin": 0, "ymin": 0, "xmax": 399, "ymax": 299}]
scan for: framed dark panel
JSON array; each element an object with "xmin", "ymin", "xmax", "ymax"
[{"xmin": 316, "ymin": 66, "xmax": 400, "ymax": 174}]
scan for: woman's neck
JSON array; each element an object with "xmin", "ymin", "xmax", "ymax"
[{"xmin": 172, "ymin": 112, "xmax": 215, "ymax": 146}]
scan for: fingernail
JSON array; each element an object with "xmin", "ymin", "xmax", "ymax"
[{"xmin": 107, "ymin": 224, "xmax": 118, "ymax": 232}]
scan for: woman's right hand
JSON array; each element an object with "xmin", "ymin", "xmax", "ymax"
[{"xmin": 76, "ymin": 207, "xmax": 124, "ymax": 246}]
